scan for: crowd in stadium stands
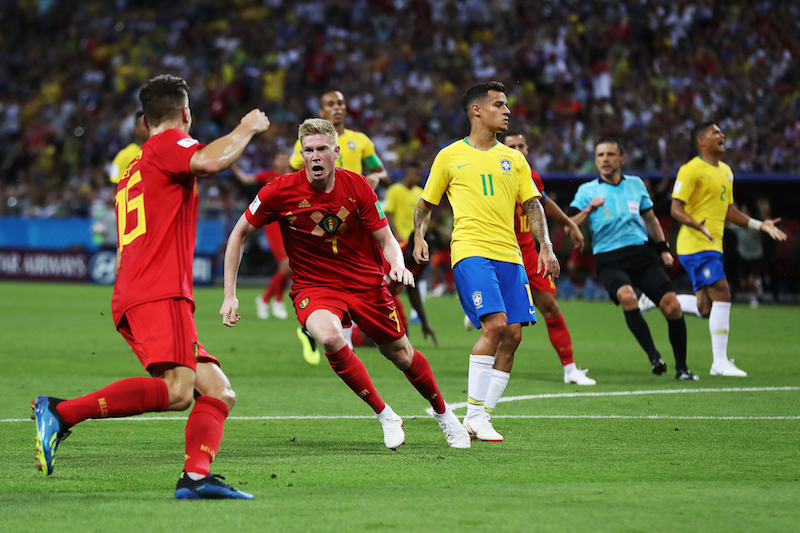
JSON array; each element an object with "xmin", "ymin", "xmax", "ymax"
[{"xmin": 0, "ymin": 0, "xmax": 798, "ymax": 295}]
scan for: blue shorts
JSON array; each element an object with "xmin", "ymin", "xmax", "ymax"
[
  {"xmin": 454, "ymin": 257, "xmax": 536, "ymax": 329},
  {"xmin": 679, "ymin": 250, "xmax": 727, "ymax": 292}
]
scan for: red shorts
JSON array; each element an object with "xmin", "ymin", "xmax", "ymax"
[
  {"xmin": 117, "ymin": 298, "xmax": 219, "ymax": 373},
  {"xmin": 265, "ymin": 222, "xmax": 287, "ymax": 261},
  {"xmin": 290, "ymin": 286, "xmax": 405, "ymax": 345},
  {"xmin": 521, "ymin": 240, "xmax": 556, "ymax": 294}
]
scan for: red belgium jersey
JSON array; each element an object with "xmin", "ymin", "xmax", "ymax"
[
  {"xmin": 111, "ymin": 128, "xmax": 205, "ymax": 326},
  {"xmin": 245, "ymin": 168, "xmax": 389, "ymax": 292},
  {"xmin": 515, "ymin": 170, "xmax": 546, "ymax": 249}
]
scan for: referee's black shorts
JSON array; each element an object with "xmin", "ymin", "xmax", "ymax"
[{"xmin": 595, "ymin": 244, "xmax": 675, "ymax": 306}]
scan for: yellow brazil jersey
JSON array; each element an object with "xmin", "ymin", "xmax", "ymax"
[
  {"xmin": 422, "ymin": 139, "xmax": 540, "ymax": 267},
  {"xmin": 109, "ymin": 143, "xmax": 141, "ymax": 184},
  {"xmin": 290, "ymin": 128, "xmax": 383, "ymax": 173},
  {"xmin": 384, "ymin": 182, "xmax": 423, "ymax": 241},
  {"xmin": 673, "ymin": 156, "xmax": 734, "ymax": 255}
]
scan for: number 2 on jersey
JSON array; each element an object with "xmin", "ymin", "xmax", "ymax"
[{"xmin": 116, "ymin": 170, "xmax": 147, "ymax": 249}]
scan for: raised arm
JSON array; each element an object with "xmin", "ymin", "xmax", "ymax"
[
  {"xmin": 190, "ymin": 109, "xmax": 270, "ymax": 179},
  {"xmin": 522, "ymin": 197, "xmax": 560, "ymax": 278},
  {"xmin": 219, "ymin": 212, "xmax": 261, "ymax": 327},
  {"xmin": 569, "ymin": 196, "xmax": 604, "ymax": 227},
  {"xmin": 412, "ymin": 198, "xmax": 436, "ymax": 264}
]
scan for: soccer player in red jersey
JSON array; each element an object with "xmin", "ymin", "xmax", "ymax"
[
  {"xmin": 231, "ymin": 152, "xmax": 294, "ymax": 324},
  {"xmin": 32, "ymin": 75, "xmax": 270, "ymax": 499},
  {"xmin": 220, "ymin": 118, "xmax": 470, "ymax": 450},
  {"xmin": 500, "ymin": 131, "xmax": 597, "ymax": 385}
]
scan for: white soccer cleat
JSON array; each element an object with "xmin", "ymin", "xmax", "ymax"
[
  {"xmin": 638, "ymin": 293, "xmax": 656, "ymax": 315},
  {"xmin": 255, "ymin": 295, "xmax": 269, "ymax": 320},
  {"xmin": 270, "ymin": 299, "xmax": 288, "ymax": 320},
  {"xmin": 376, "ymin": 407, "xmax": 405, "ymax": 449},
  {"xmin": 564, "ymin": 365, "xmax": 597, "ymax": 386},
  {"xmin": 464, "ymin": 314, "xmax": 476, "ymax": 331},
  {"xmin": 710, "ymin": 359, "xmax": 748, "ymax": 377},
  {"xmin": 462, "ymin": 414, "xmax": 503, "ymax": 442},
  {"xmin": 433, "ymin": 408, "xmax": 471, "ymax": 449}
]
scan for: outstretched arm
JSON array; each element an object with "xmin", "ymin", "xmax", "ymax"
[
  {"xmin": 412, "ymin": 198, "xmax": 436, "ymax": 264},
  {"xmin": 543, "ymin": 197, "xmax": 584, "ymax": 251},
  {"xmin": 725, "ymin": 204, "xmax": 787, "ymax": 242},
  {"xmin": 522, "ymin": 197, "xmax": 560, "ymax": 278},
  {"xmin": 220, "ymin": 213, "xmax": 260, "ymax": 326}
]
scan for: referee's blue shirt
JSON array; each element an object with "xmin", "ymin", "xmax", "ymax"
[{"xmin": 570, "ymin": 174, "xmax": 653, "ymax": 255}]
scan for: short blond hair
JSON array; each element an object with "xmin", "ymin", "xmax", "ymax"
[{"xmin": 298, "ymin": 118, "xmax": 338, "ymax": 146}]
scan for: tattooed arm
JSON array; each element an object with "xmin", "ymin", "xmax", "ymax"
[
  {"xmin": 412, "ymin": 198, "xmax": 435, "ymax": 264},
  {"xmin": 522, "ymin": 197, "xmax": 561, "ymax": 278}
]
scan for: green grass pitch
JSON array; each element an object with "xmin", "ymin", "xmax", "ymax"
[{"xmin": 1, "ymin": 281, "xmax": 798, "ymax": 532}]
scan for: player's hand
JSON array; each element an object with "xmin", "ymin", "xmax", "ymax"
[
  {"xmin": 537, "ymin": 246, "xmax": 561, "ymax": 279},
  {"xmin": 241, "ymin": 109, "xmax": 271, "ymax": 135},
  {"xmin": 389, "ymin": 265, "xmax": 415, "ymax": 287},
  {"xmin": 220, "ymin": 297, "xmax": 241, "ymax": 327},
  {"xmin": 422, "ymin": 323, "xmax": 439, "ymax": 347},
  {"xmin": 589, "ymin": 197, "xmax": 605, "ymax": 211},
  {"xmin": 761, "ymin": 218, "xmax": 787, "ymax": 241},
  {"xmin": 566, "ymin": 222, "xmax": 585, "ymax": 252},
  {"xmin": 661, "ymin": 251, "xmax": 674, "ymax": 268},
  {"xmin": 412, "ymin": 236, "xmax": 429, "ymax": 264},
  {"xmin": 698, "ymin": 218, "xmax": 715, "ymax": 243}
]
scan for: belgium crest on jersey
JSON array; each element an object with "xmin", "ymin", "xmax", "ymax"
[{"xmin": 320, "ymin": 213, "xmax": 342, "ymax": 234}]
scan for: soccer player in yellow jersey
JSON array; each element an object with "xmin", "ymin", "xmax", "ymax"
[
  {"xmin": 290, "ymin": 90, "xmax": 388, "ymax": 190},
  {"xmin": 109, "ymin": 112, "xmax": 149, "ymax": 184},
  {"xmin": 413, "ymin": 81, "xmax": 560, "ymax": 442},
  {"xmin": 384, "ymin": 161, "xmax": 423, "ymax": 243},
  {"xmin": 671, "ymin": 122, "xmax": 786, "ymax": 377}
]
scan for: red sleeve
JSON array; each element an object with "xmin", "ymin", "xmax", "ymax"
[
  {"xmin": 531, "ymin": 170, "xmax": 545, "ymax": 194},
  {"xmin": 255, "ymin": 169, "xmax": 279, "ymax": 184},
  {"xmin": 245, "ymin": 180, "xmax": 282, "ymax": 229},
  {"xmin": 153, "ymin": 129, "xmax": 205, "ymax": 182}
]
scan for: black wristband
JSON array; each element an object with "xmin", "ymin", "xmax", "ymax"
[{"xmin": 655, "ymin": 241, "xmax": 670, "ymax": 254}]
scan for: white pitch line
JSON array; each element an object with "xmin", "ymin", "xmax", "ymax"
[
  {"xmin": 425, "ymin": 386, "xmax": 800, "ymax": 414},
  {"xmin": 5, "ymin": 386, "xmax": 798, "ymax": 423}
]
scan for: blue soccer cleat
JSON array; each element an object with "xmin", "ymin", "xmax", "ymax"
[
  {"xmin": 175, "ymin": 471, "xmax": 254, "ymax": 500},
  {"xmin": 32, "ymin": 396, "xmax": 71, "ymax": 475}
]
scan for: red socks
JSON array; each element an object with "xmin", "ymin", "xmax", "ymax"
[
  {"xmin": 545, "ymin": 314, "xmax": 574, "ymax": 366},
  {"xmin": 263, "ymin": 271, "xmax": 288, "ymax": 302},
  {"xmin": 325, "ymin": 345, "xmax": 385, "ymax": 413},
  {"xmin": 183, "ymin": 396, "xmax": 229, "ymax": 477},
  {"xmin": 403, "ymin": 350, "xmax": 446, "ymax": 414},
  {"xmin": 56, "ymin": 376, "xmax": 169, "ymax": 427}
]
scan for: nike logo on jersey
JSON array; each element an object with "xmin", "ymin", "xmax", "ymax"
[{"xmin": 457, "ymin": 163, "xmax": 471, "ymax": 169}]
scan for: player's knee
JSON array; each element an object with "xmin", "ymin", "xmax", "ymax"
[
  {"xmin": 616, "ymin": 287, "xmax": 638, "ymax": 308},
  {"xmin": 168, "ymin": 387, "xmax": 195, "ymax": 411},
  {"xmin": 659, "ymin": 295, "xmax": 682, "ymax": 319},
  {"xmin": 216, "ymin": 386, "xmax": 236, "ymax": 410}
]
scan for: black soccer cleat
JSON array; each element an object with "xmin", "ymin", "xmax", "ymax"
[
  {"xmin": 174, "ymin": 470, "xmax": 254, "ymax": 500},
  {"xmin": 651, "ymin": 357, "xmax": 667, "ymax": 375},
  {"xmin": 676, "ymin": 369, "xmax": 700, "ymax": 381}
]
